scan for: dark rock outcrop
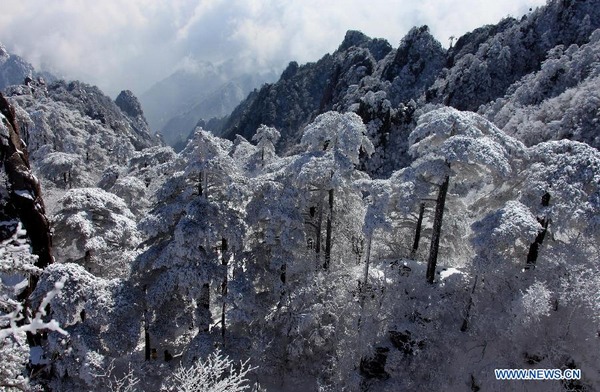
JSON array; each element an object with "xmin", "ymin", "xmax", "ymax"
[
  {"xmin": 0, "ymin": 43, "xmax": 34, "ymax": 92},
  {"xmin": 116, "ymin": 89, "xmax": 146, "ymax": 119},
  {"xmin": 220, "ymin": 30, "xmax": 393, "ymax": 152},
  {"xmin": 360, "ymin": 347, "xmax": 390, "ymax": 379},
  {"xmin": 0, "ymin": 92, "xmax": 53, "ymax": 284}
]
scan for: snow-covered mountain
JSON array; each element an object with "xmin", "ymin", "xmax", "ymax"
[
  {"xmin": 3, "ymin": 78, "xmax": 160, "ymax": 191},
  {"xmin": 0, "ymin": 42, "xmax": 57, "ymax": 91},
  {"xmin": 2, "ymin": 0, "xmax": 600, "ymax": 391},
  {"xmin": 220, "ymin": 0, "xmax": 600, "ymax": 176},
  {"xmin": 140, "ymin": 64, "xmax": 275, "ymax": 148},
  {"xmin": 0, "ymin": 43, "xmax": 35, "ymax": 91}
]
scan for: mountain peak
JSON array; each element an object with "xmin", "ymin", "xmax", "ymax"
[
  {"xmin": 0, "ymin": 42, "xmax": 8, "ymax": 59},
  {"xmin": 338, "ymin": 30, "xmax": 392, "ymax": 61},
  {"xmin": 397, "ymin": 25, "xmax": 441, "ymax": 55},
  {"xmin": 338, "ymin": 30, "xmax": 371, "ymax": 51},
  {"xmin": 0, "ymin": 43, "xmax": 35, "ymax": 91},
  {"xmin": 388, "ymin": 25, "xmax": 444, "ymax": 70},
  {"xmin": 116, "ymin": 90, "xmax": 145, "ymax": 119}
]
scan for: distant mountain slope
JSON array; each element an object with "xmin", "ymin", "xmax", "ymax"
[
  {"xmin": 159, "ymin": 75, "xmax": 270, "ymax": 147},
  {"xmin": 219, "ymin": 0, "xmax": 600, "ymax": 177},
  {"xmin": 481, "ymin": 28, "xmax": 600, "ymax": 149},
  {"xmin": 140, "ymin": 65, "xmax": 275, "ymax": 147},
  {"xmin": 140, "ymin": 65, "xmax": 226, "ymax": 131}
]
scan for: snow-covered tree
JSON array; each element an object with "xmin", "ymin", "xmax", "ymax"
[
  {"xmin": 1, "ymin": 274, "xmax": 68, "ymax": 392},
  {"xmin": 37, "ymin": 151, "xmax": 84, "ymax": 189},
  {"xmin": 134, "ymin": 128, "xmax": 249, "ymax": 357},
  {"xmin": 31, "ymin": 263, "xmax": 142, "ymax": 391},
  {"xmin": 252, "ymin": 124, "xmax": 280, "ymax": 167},
  {"xmin": 164, "ymin": 349, "xmax": 256, "ymax": 392},
  {"xmin": 407, "ymin": 107, "xmax": 525, "ymax": 282},
  {"xmin": 52, "ymin": 188, "xmax": 141, "ymax": 279},
  {"xmin": 299, "ymin": 110, "xmax": 374, "ymax": 269}
]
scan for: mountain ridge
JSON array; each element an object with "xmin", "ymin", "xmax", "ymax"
[{"xmin": 218, "ymin": 0, "xmax": 600, "ymax": 177}]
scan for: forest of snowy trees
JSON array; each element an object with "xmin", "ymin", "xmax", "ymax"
[{"xmin": 1, "ymin": 0, "xmax": 600, "ymax": 391}]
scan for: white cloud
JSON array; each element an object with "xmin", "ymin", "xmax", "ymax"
[
  {"xmin": 0, "ymin": 0, "xmax": 547, "ymax": 97},
  {"xmin": 175, "ymin": 0, "xmax": 224, "ymax": 41}
]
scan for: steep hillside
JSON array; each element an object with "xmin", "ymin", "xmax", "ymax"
[
  {"xmin": 0, "ymin": 43, "xmax": 35, "ymax": 91},
  {"xmin": 220, "ymin": 0, "xmax": 600, "ymax": 177},
  {"xmin": 1, "ymin": 93, "xmax": 55, "ymax": 391},
  {"xmin": 220, "ymin": 30, "xmax": 395, "ymax": 150},
  {"xmin": 4, "ymin": 78, "xmax": 160, "ymax": 188},
  {"xmin": 480, "ymin": 28, "xmax": 600, "ymax": 149},
  {"xmin": 428, "ymin": 0, "xmax": 600, "ymax": 110}
]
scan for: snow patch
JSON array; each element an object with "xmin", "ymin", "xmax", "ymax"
[
  {"xmin": 14, "ymin": 189, "xmax": 34, "ymax": 200},
  {"xmin": 439, "ymin": 267, "xmax": 462, "ymax": 280}
]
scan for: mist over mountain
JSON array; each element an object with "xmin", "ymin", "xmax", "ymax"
[
  {"xmin": 1, "ymin": 0, "xmax": 600, "ymax": 391},
  {"xmin": 0, "ymin": 43, "xmax": 34, "ymax": 90},
  {"xmin": 140, "ymin": 63, "xmax": 276, "ymax": 148}
]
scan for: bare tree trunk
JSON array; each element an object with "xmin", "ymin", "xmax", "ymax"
[
  {"xmin": 203, "ymin": 172, "xmax": 208, "ymax": 198},
  {"xmin": 528, "ymin": 220, "xmax": 549, "ymax": 261},
  {"xmin": 279, "ymin": 263, "xmax": 287, "ymax": 303},
  {"xmin": 198, "ymin": 172, "xmax": 203, "ymax": 196},
  {"xmin": 315, "ymin": 195, "xmax": 323, "ymax": 267},
  {"xmin": 526, "ymin": 219, "xmax": 549, "ymax": 268},
  {"xmin": 324, "ymin": 188, "xmax": 334, "ymax": 270},
  {"xmin": 221, "ymin": 238, "xmax": 228, "ymax": 343},
  {"xmin": 410, "ymin": 202, "xmax": 425, "ymax": 259},
  {"xmin": 357, "ymin": 233, "xmax": 373, "ymax": 329},
  {"xmin": 199, "ymin": 171, "xmax": 208, "ymax": 199},
  {"xmin": 142, "ymin": 285, "xmax": 151, "ymax": 360},
  {"xmin": 460, "ymin": 275, "xmax": 478, "ymax": 332},
  {"xmin": 361, "ymin": 234, "xmax": 373, "ymax": 305},
  {"xmin": 526, "ymin": 192, "xmax": 551, "ymax": 268},
  {"xmin": 426, "ymin": 175, "xmax": 449, "ymax": 284},
  {"xmin": 198, "ymin": 283, "xmax": 211, "ymax": 333},
  {"xmin": 144, "ymin": 308, "xmax": 151, "ymax": 361}
]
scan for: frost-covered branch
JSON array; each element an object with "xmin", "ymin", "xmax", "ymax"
[
  {"xmin": 0, "ymin": 276, "xmax": 69, "ymax": 340},
  {"xmin": 165, "ymin": 349, "xmax": 257, "ymax": 392},
  {"xmin": 0, "ymin": 222, "xmax": 41, "ymax": 277},
  {"xmin": 91, "ymin": 359, "xmax": 140, "ymax": 392}
]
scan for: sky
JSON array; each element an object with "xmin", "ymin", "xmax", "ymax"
[{"xmin": 0, "ymin": 0, "xmax": 548, "ymax": 98}]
